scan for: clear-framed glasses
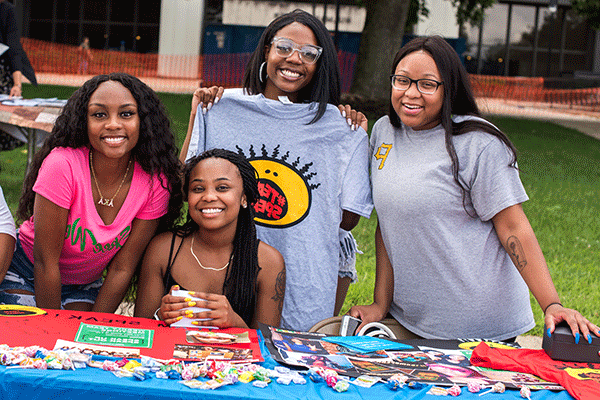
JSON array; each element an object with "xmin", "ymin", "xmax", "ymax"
[
  {"xmin": 271, "ymin": 37, "xmax": 323, "ymax": 64},
  {"xmin": 390, "ymin": 74, "xmax": 443, "ymax": 94}
]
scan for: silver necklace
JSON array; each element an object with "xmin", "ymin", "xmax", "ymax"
[
  {"xmin": 190, "ymin": 236, "xmax": 231, "ymax": 271},
  {"xmin": 90, "ymin": 150, "xmax": 132, "ymax": 208}
]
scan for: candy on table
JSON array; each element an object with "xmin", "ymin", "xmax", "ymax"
[
  {"xmin": 427, "ymin": 385, "xmax": 450, "ymax": 396},
  {"xmin": 447, "ymin": 384, "xmax": 462, "ymax": 397},
  {"xmin": 479, "ymin": 382, "xmax": 506, "ymax": 396},
  {"xmin": 252, "ymin": 380, "xmax": 269, "ymax": 388},
  {"xmin": 333, "ymin": 379, "xmax": 350, "ymax": 393},
  {"xmin": 407, "ymin": 381, "xmax": 426, "ymax": 390},
  {"xmin": 115, "ymin": 358, "xmax": 129, "ymax": 368},
  {"xmin": 181, "ymin": 366, "xmax": 196, "ymax": 380},
  {"xmin": 155, "ymin": 370, "xmax": 168, "ymax": 379},
  {"xmin": 277, "ymin": 375, "xmax": 293, "ymax": 385},
  {"xmin": 291, "ymin": 373, "xmax": 307, "ymax": 385},
  {"xmin": 122, "ymin": 360, "xmax": 141, "ymax": 372},
  {"xmin": 101, "ymin": 360, "xmax": 119, "ymax": 371},
  {"xmin": 238, "ymin": 371, "xmax": 255, "ymax": 383},
  {"xmin": 520, "ymin": 386, "xmax": 532, "ymax": 399},
  {"xmin": 468, "ymin": 382, "xmax": 483, "ymax": 393}
]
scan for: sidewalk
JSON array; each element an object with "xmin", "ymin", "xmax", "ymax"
[{"xmin": 36, "ymin": 73, "xmax": 600, "ymax": 141}]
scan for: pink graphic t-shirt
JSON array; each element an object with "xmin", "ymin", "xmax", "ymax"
[{"xmin": 18, "ymin": 147, "xmax": 169, "ymax": 285}]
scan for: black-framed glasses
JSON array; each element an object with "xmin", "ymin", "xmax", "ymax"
[
  {"xmin": 390, "ymin": 74, "xmax": 443, "ymax": 94},
  {"xmin": 271, "ymin": 37, "xmax": 323, "ymax": 64}
]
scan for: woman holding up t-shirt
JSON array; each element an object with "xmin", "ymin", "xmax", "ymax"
[{"xmin": 180, "ymin": 10, "xmax": 373, "ymax": 331}]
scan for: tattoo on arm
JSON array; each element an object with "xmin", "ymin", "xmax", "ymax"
[
  {"xmin": 272, "ymin": 268, "xmax": 286, "ymax": 313},
  {"xmin": 507, "ymin": 235, "xmax": 527, "ymax": 271}
]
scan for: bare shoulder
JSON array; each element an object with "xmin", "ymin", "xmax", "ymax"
[
  {"xmin": 257, "ymin": 241, "xmax": 285, "ymax": 273},
  {"xmin": 144, "ymin": 231, "xmax": 179, "ymax": 269}
]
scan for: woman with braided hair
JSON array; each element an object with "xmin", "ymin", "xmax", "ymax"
[{"xmin": 134, "ymin": 149, "xmax": 285, "ymax": 328}]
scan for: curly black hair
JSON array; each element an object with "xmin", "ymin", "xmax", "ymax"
[
  {"xmin": 176, "ymin": 149, "xmax": 260, "ymax": 327},
  {"xmin": 18, "ymin": 72, "xmax": 183, "ymax": 231}
]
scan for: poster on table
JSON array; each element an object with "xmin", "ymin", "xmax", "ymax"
[{"xmin": 259, "ymin": 324, "xmax": 564, "ymax": 391}]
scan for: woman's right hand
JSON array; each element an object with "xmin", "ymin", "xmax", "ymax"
[
  {"xmin": 157, "ymin": 285, "xmax": 197, "ymax": 325},
  {"xmin": 338, "ymin": 104, "xmax": 368, "ymax": 131},
  {"xmin": 192, "ymin": 85, "xmax": 224, "ymax": 115},
  {"xmin": 348, "ymin": 303, "xmax": 387, "ymax": 333}
]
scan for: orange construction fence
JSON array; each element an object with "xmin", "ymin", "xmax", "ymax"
[{"xmin": 22, "ymin": 38, "xmax": 600, "ymax": 111}]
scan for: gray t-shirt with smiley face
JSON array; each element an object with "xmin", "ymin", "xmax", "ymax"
[{"xmin": 186, "ymin": 89, "xmax": 373, "ymax": 331}]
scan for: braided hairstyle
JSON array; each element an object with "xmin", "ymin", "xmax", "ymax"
[
  {"xmin": 178, "ymin": 149, "xmax": 260, "ymax": 326},
  {"xmin": 17, "ymin": 72, "xmax": 183, "ymax": 230}
]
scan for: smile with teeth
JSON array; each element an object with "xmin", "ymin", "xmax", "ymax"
[
  {"xmin": 201, "ymin": 208, "xmax": 223, "ymax": 214},
  {"xmin": 102, "ymin": 136, "xmax": 126, "ymax": 144},
  {"xmin": 403, "ymin": 104, "xmax": 422, "ymax": 110},
  {"xmin": 280, "ymin": 69, "xmax": 301, "ymax": 78}
]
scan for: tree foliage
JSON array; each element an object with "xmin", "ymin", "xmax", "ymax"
[{"xmin": 571, "ymin": 0, "xmax": 600, "ymax": 30}]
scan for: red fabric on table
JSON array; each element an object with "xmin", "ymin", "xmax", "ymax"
[
  {"xmin": 0, "ymin": 309, "xmax": 262, "ymax": 361},
  {"xmin": 471, "ymin": 342, "xmax": 600, "ymax": 400}
]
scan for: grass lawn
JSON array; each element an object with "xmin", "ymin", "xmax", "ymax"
[{"xmin": 2, "ymin": 83, "xmax": 598, "ymax": 337}]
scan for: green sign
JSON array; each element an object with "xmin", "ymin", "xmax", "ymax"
[{"xmin": 74, "ymin": 323, "xmax": 154, "ymax": 348}]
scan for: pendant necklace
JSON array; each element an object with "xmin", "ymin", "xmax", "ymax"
[
  {"xmin": 190, "ymin": 236, "xmax": 231, "ymax": 271},
  {"xmin": 90, "ymin": 150, "xmax": 132, "ymax": 208}
]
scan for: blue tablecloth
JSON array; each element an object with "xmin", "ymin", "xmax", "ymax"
[{"xmin": 0, "ymin": 332, "xmax": 574, "ymax": 400}]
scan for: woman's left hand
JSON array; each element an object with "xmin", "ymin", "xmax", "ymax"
[
  {"xmin": 187, "ymin": 291, "xmax": 247, "ymax": 329},
  {"xmin": 338, "ymin": 104, "xmax": 368, "ymax": 131},
  {"xmin": 545, "ymin": 304, "xmax": 600, "ymax": 344}
]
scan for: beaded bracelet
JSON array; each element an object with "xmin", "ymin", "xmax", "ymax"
[{"xmin": 543, "ymin": 302, "xmax": 563, "ymax": 314}]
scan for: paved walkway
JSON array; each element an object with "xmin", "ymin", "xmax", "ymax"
[
  {"xmin": 36, "ymin": 73, "xmax": 600, "ymax": 140},
  {"xmin": 477, "ymin": 98, "xmax": 600, "ymax": 140}
]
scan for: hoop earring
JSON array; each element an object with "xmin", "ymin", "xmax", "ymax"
[{"xmin": 259, "ymin": 62, "xmax": 267, "ymax": 83}]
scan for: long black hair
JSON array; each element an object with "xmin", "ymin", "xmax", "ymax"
[
  {"xmin": 177, "ymin": 149, "xmax": 260, "ymax": 327},
  {"xmin": 18, "ymin": 72, "xmax": 183, "ymax": 231},
  {"xmin": 243, "ymin": 9, "xmax": 340, "ymax": 123},
  {"xmin": 389, "ymin": 36, "xmax": 518, "ymax": 214}
]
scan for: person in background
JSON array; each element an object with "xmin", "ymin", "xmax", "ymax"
[
  {"xmin": 180, "ymin": 9, "xmax": 373, "ymax": 331},
  {"xmin": 0, "ymin": 73, "xmax": 182, "ymax": 312},
  {"xmin": 77, "ymin": 37, "xmax": 93, "ymax": 75},
  {"xmin": 135, "ymin": 149, "xmax": 285, "ymax": 329},
  {"xmin": 0, "ymin": 0, "xmax": 37, "ymax": 150},
  {"xmin": 349, "ymin": 35, "xmax": 599, "ymax": 343}
]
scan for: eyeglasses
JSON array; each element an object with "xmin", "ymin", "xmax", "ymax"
[
  {"xmin": 390, "ymin": 75, "xmax": 443, "ymax": 94},
  {"xmin": 271, "ymin": 37, "xmax": 323, "ymax": 64}
]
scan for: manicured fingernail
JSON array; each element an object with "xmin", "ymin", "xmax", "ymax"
[
  {"xmin": 202, "ymin": 107, "xmax": 207, "ymax": 115},
  {"xmin": 342, "ymin": 110, "xmax": 346, "ymax": 117},
  {"xmin": 214, "ymin": 97, "xmax": 220, "ymax": 104},
  {"xmin": 547, "ymin": 328, "xmax": 552, "ymax": 338},
  {"xmin": 587, "ymin": 334, "xmax": 592, "ymax": 344},
  {"xmin": 575, "ymin": 333, "xmax": 580, "ymax": 344},
  {"xmin": 176, "ymin": 316, "xmax": 183, "ymax": 321},
  {"xmin": 347, "ymin": 118, "xmax": 352, "ymax": 126},
  {"xmin": 188, "ymin": 301, "xmax": 196, "ymax": 307},
  {"xmin": 207, "ymin": 102, "xmax": 213, "ymax": 111},
  {"xmin": 189, "ymin": 292, "xmax": 197, "ymax": 296},
  {"xmin": 184, "ymin": 297, "xmax": 192, "ymax": 302},
  {"xmin": 191, "ymin": 321, "xmax": 199, "ymax": 325}
]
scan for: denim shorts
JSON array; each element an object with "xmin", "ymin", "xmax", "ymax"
[{"xmin": 0, "ymin": 237, "xmax": 103, "ymax": 307}]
